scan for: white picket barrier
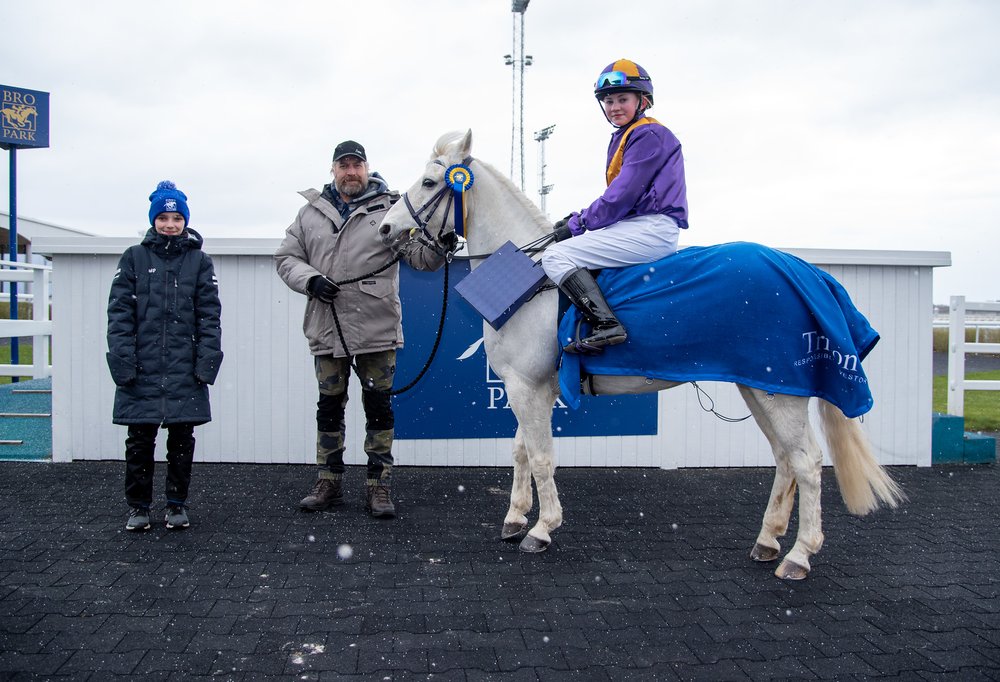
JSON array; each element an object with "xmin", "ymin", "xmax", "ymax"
[
  {"xmin": 0, "ymin": 260, "xmax": 52, "ymax": 379},
  {"xmin": 947, "ymin": 295, "xmax": 1000, "ymax": 416}
]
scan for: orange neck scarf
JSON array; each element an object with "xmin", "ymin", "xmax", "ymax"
[{"xmin": 605, "ymin": 116, "xmax": 659, "ymax": 186}]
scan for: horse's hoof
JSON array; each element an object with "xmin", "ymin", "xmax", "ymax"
[
  {"xmin": 775, "ymin": 559, "xmax": 809, "ymax": 580},
  {"xmin": 501, "ymin": 523, "xmax": 528, "ymax": 542},
  {"xmin": 750, "ymin": 543, "xmax": 780, "ymax": 562},
  {"xmin": 519, "ymin": 534, "xmax": 550, "ymax": 553}
]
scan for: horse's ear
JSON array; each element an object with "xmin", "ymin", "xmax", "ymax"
[{"xmin": 459, "ymin": 129, "xmax": 473, "ymax": 157}]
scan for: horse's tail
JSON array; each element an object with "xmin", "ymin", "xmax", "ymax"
[{"xmin": 819, "ymin": 399, "xmax": 906, "ymax": 515}]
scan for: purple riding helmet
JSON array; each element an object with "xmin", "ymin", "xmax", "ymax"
[{"xmin": 594, "ymin": 59, "xmax": 654, "ymax": 106}]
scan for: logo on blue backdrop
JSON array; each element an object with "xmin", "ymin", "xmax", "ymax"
[
  {"xmin": 394, "ymin": 262, "xmax": 657, "ymax": 440},
  {"xmin": 0, "ymin": 84, "xmax": 50, "ymax": 149}
]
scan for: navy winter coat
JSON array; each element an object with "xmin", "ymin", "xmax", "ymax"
[{"xmin": 106, "ymin": 227, "xmax": 223, "ymax": 425}]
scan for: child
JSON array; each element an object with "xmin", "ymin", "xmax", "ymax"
[
  {"xmin": 542, "ymin": 58, "xmax": 689, "ymax": 353},
  {"xmin": 106, "ymin": 181, "xmax": 223, "ymax": 531}
]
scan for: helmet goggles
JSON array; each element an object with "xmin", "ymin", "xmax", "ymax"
[{"xmin": 595, "ymin": 70, "xmax": 650, "ymax": 90}]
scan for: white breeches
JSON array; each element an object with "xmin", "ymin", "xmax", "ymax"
[{"xmin": 540, "ymin": 214, "xmax": 681, "ymax": 285}]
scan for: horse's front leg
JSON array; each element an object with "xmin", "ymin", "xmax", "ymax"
[
  {"xmin": 505, "ymin": 377, "xmax": 562, "ymax": 553},
  {"xmin": 501, "ymin": 426, "xmax": 532, "ymax": 542}
]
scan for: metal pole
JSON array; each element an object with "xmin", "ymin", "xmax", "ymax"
[
  {"xmin": 509, "ymin": 16, "xmax": 516, "ymax": 180},
  {"xmin": 506, "ymin": 2, "xmax": 531, "ymax": 193},
  {"xmin": 8, "ymin": 146, "xmax": 18, "ymax": 378},
  {"xmin": 518, "ymin": 14, "xmax": 526, "ymax": 191},
  {"xmin": 534, "ymin": 125, "xmax": 555, "ymax": 217}
]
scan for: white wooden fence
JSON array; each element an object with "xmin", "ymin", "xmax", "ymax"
[
  {"xmin": 947, "ymin": 295, "xmax": 1000, "ymax": 416},
  {"xmin": 33, "ymin": 237, "xmax": 950, "ymax": 467},
  {"xmin": 0, "ymin": 260, "xmax": 52, "ymax": 379}
]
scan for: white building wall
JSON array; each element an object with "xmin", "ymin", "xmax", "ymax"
[{"xmin": 35, "ymin": 237, "xmax": 948, "ymax": 468}]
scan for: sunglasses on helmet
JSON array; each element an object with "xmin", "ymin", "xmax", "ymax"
[{"xmin": 596, "ymin": 70, "xmax": 650, "ymax": 89}]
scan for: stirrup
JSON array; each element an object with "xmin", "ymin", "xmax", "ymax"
[
  {"xmin": 563, "ymin": 318, "xmax": 626, "ymax": 355},
  {"xmin": 563, "ymin": 338, "xmax": 605, "ymax": 355}
]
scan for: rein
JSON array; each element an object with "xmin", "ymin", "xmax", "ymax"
[
  {"xmin": 328, "ymin": 257, "xmax": 451, "ymax": 396},
  {"xmin": 325, "ymin": 158, "xmax": 477, "ymax": 396},
  {"xmin": 330, "ymin": 154, "xmax": 557, "ymax": 394}
]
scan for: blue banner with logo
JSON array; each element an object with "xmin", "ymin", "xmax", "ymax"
[
  {"xmin": 394, "ymin": 261, "xmax": 657, "ymax": 439},
  {"xmin": 1, "ymin": 85, "xmax": 49, "ymax": 149}
]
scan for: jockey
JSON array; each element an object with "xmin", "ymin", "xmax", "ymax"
[{"xmin": 542, "ymin": 58, "xmax": 688, "ymax": 354}]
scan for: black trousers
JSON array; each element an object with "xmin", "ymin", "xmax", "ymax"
[{"xmin": 124, "ymin": 423, "xmax": 196, "ymax": 509}]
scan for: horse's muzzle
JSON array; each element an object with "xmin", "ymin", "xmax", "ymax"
[
  {"xmin": 378, "ymin": 222, "xmax": 396, "ymax": 246},
  {"xmin": 378, "ymin": 221, "xmax": 414, "ymax": 248}
]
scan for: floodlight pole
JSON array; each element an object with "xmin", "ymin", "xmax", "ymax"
[
  {"xmin": 534, "ymin": 125, "xmax": 555, "ymax": 217},
  {"xmin": 505, "ymin": 0, "xmax": 532, "ymax": 192}
]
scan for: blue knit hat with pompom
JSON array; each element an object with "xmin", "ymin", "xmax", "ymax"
[{"xmin": 148, "ymin": 180, "xmax": 190, "ymax": 227}]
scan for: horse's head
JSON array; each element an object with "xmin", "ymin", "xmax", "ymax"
[{"xmin": 379, "ymin": 129, "xmax": 474, "ymax": 250}]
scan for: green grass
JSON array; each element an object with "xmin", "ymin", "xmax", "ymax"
[
  {"xmin": 1, "ymin": 300, "xmax": 52, "ymax": 383},
  {"xmin": 933, "ymin": 327, "xmax": 1000, "ymax": 352},
  {"xmin": 0, "ymin": 301, "xmax": 36, "ymax": 320},
  {"xmin": 933, "ymin": 369, "xmax": 1000, "ymax": 432},
  {"xmin": 0, "ymin": 343, "xmax": 37, "ymax": 384}
]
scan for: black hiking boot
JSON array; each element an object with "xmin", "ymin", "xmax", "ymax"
[{"xmin": 559, "ymin": 268, "xmax": 627, "ymax": 354}]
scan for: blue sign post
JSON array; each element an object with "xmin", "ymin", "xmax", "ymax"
[{"xmin": 1, "ymin": 84, "xmax": 50, "ymax": 379}]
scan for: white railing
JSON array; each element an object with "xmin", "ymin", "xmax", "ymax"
[
  {"xmin": 947, "ymin": 295, "xmax": 1000, "ymax": 416},
  {"xmin": 0, "ymin": 260, "xmax": 52, "ymax": 379}
]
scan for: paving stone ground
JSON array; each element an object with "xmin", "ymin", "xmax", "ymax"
[{"xmin": 1, "ymin": 461, "xmax": 998, "ymax": 681}]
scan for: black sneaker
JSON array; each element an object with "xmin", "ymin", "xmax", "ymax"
[
  {"xmin": 164, "ymin": 504, "xmax": 190, "ymax": 529},
  {"xmin": 125, "ymin": 507, "xmax": 151, "ymax": 531}
]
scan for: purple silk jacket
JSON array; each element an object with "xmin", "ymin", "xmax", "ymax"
[{"xmin": 579, "ymin": 121, "xmax": 689, "ymax": 231}]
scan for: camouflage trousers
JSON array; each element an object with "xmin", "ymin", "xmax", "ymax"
[{"xmin": 314, "ymin": 350, "xmax": 395, "ymax": 482}]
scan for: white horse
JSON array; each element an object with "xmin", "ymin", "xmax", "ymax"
[{"xmin": 379, "ymin": 130, "xmax": 904, "ymax": 580}]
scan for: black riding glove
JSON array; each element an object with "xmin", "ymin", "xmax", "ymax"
[
  {"xmin": 439, "ymin": 231, "xmax": 459, "ymax": 253},
  {"xmin": 551, "ymin": 214, "xmax": 574, "ymax": 242},
  {"xmin": 307, "ymin": 275, "xmax": 340, "ymax": 303}
]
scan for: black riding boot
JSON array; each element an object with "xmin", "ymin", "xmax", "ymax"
[{"xmin": 559, "ymin": 268, "xmax": 627, "ymax": 354}]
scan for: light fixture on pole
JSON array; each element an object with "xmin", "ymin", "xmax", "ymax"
[
  {"xmin": 505, "ymin": 0, "xmax": 531, "ymax": 192},
  {"xmin": 534, "ymin": 125, "xmax": 555, "ymax": 217}
]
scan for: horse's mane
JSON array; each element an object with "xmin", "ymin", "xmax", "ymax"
[{"xmin": 432, "ymin": 131, "xmax": 552, "ymax": 234}]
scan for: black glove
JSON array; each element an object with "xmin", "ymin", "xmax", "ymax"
[
  {"xmin": 551, "ymin": 214, "xmax": 574, "ymax": 242},
  {"xmin": 438, "ymin": 231, "xmax": 459, "ymax": 253},
  {"xmin": 307, "ymin": 275, "xmax": 340, "ymax": 303}
]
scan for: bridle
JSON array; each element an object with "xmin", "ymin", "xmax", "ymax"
[
  {"xmin": 399, "ymin": 155, "xmax": 560, "ymax": 264},
  {"xmin": 400, "ymin": 156, "xmax": 473, "ymax": 261}
]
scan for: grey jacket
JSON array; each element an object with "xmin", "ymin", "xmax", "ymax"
[{"xmin": 274, "ymin": 174, "xmax": 446, "ymax": 357}]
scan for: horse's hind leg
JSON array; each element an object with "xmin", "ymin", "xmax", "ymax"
[
  {"xmin": 750, "ymin": 459, "xmax": 796, "ymax": 563},
  {"xmin": 501, "ymin": 426, "xmax": 532, "ymax": 542},
  {"xmin": 739, "ymin": 386, "xmax": 825, "ymax": 580}
]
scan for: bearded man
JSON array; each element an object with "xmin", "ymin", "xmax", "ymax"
[{"xmin": 275, "ymin": 140, "xmax": 451, "ymax": 518}]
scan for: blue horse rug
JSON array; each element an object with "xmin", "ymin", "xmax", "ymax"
[{"xmin": 558, "ymin": 241, "xmax": 880, "ymax": 417}]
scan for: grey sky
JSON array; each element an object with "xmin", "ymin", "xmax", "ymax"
[{"xmin": 3, "ymin": 0, "xmax": 998, "ymax": 303}]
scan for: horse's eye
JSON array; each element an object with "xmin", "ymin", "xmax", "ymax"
[{"xmin": 422, "ymin": 178, "xmax": 436, "ymax": 188}]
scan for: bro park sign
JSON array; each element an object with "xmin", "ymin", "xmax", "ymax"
[{"xmin": 1, "ymin": 84, "xmax": 49, "ymax": 149}]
